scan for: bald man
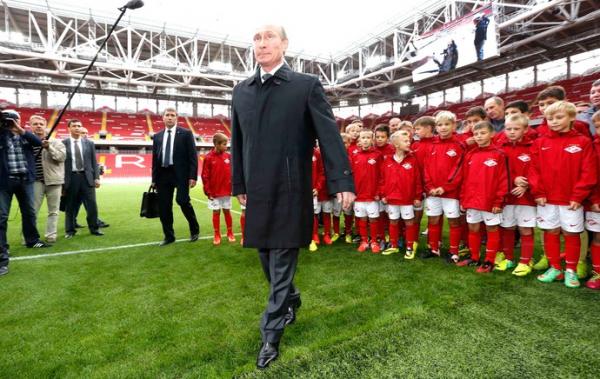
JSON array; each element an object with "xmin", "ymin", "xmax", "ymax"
[{"xmin": 484, "ymin": 96, "xmax": 505, "ymax": 132}]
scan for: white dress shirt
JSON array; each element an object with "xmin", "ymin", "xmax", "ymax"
[
  {"xmin": 260, "ymin": 60, "xmax": 285, "ymax": 83},
  {"xmin": 69, "ymin": 137, "xmax": 85, "ymax": 172},
  {"xmin": 162, "ymin": 126, "xmax": 176, "ymax": 166}
]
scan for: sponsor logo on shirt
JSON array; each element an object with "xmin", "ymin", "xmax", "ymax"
[
  {"xmin": 446, "ymin": 149, "xmax": 457, "ymax": 157},
  {"xmin": 402, "ymin": 163, "xmax": 413, "ymax": 170},
  {"xmin": 564, "ymin": 145, "xmax": 582, "ymax": 154},
  {"xmin": 483, "ymin": 159, "xmax": 498, "ymax": 167},
  {"xmin": 517, "ymin": 154, "xmax": 530, "ymax": 162},
  {"xmin": 368, "ymin": 159, "xmax": 377, "ymax": 165}
]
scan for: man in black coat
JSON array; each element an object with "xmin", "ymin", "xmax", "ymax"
[
  {"xmin": 231, "ymin": 25, "xmax": 356, "ymax": 369},
  {"xmin": 63, "ymin": 119, "xmax": 103, "ymax": 238},
  {"xmin": 151, "ymin": 107, "xmax": 200, "ymax": 246}
]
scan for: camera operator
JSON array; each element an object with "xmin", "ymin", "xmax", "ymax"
[{"xmin": 1, "ymin": 110, "xmax": 50, "ymax": 276}]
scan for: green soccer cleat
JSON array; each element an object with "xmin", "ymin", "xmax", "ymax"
[
  {"xmin": 382, "ymin": 247, "xmax": 399, "ymax": 255},
  {"xmin": 533, "ymin": 255, "xmax": 549, "ymax": 271},
  {"xmin": 537, "ymin": 267, "xmax": 564, "ymax": 283},
  {"xmin": 345, "ymin": 234, "xmax": 353, "ymax": 244},
  {"xmin": 577, "ymin": 261, "xmax": 588, "ymax": 279},
  {"xmin": 564, "ymin": 269, "xmax": 580, "ymax": 288},
  {"xmin": 309, "ymin": 240, "xmax": 318, "ymax": 252},
  {"xmin": 495, "ymin": 259, "xmax": 516, "ymax": 271},
  {"xmin": 331, "ymin": 233, "xmax": 340, "ymax": 243},
  {"xmin": 494, "ymin": 252, "xmax": 505, "ymax": 265},
  {"xmin": 512, "ymin": 262, "xmax": 533, "ymax": 277},
  {"xmin": 404, "ymin": 248, "xmax": 416, "ymax": 260}
]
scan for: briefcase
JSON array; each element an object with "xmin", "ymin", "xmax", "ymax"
[{"xmin": 140, "ymin": 186, "xmax": 160, "ymax": 218}]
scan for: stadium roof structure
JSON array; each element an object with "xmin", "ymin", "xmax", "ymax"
[{"xmin": 0, "ymin": 0, "xmax": 599, "ymax": 108}]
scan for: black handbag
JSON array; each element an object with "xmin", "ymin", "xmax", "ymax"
[{"xmin": 140, "ymin": 186, "xmax": 160, "ymax": 218}]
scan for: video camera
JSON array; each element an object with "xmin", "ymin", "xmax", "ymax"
[{"xmin": 0, "ymin": 109, "xmax": 20, "ymax": 130}]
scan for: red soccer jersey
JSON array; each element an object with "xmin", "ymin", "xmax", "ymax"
[
  {"xmin": 201, "ymin": 150, "xmax": 232, "ymax": 198},
  {"xmin": 375, "ymin": 143, "xmax": 396, "ymax": 160},
  {"xmin": 457, "ymin": 131, "xmax": 477, "ymax": 151},
  {"xmin": 347, "ymin": 141, "xmax": 360, "ymax": 158},
  {"xmin": 494, "ymin": 127, "xmax": 539, "ymax": 146},
  {"xmin": 500, "ymin": 138, "xmax": 536, "ymax": 206},
  {"xmin": 351, "ymin": 147, "xmax": 382, "ymax": 202},
  {"xmin": 460, "ymin": 145, "xmax": 509, "ymax": 211},
  {"xmin": 586, "ymin": 136, "xmax": 600, "ymax": 210},
  {"xmin": 536, "ymin": 119, "xmax": 592, "ymax": 139},
  {"xmin": 379, "ymin": 153, "xmax": 423, "ymax": 206},
  {"xmin": 312, "ymin": 148, "xmax": 329, "ymax": 201},
  {"xmin": 529, "ymin": 129, "xmax": 598, "ymax": 205},
  {"xmin": 411, "ymin": 136, "xmax": 434, "ymax": 174},
  {"xmin": 423, "ymin": 135, "xmax": 465, "ymax": 199}
]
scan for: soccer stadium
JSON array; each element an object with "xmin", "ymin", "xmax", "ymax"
[{"xmin": 1, "ymin": 0, "xmax": 600, "ymax": 376}]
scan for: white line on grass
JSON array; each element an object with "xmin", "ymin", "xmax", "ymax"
[
  {"xmin": 190, "ymin": 197, "xmax": 243, "ymax": 215},
  {"xmin": 12, "ymin": 233, "xmax": 242, "ymax": 262}
]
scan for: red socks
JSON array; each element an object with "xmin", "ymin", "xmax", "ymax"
[
  {"xmin": 406, "ymin": 223, "xmax": 418, "ymax": 247},
  {"xmin": 345, "ymin": 214, "xmax": 354, "ymax": 235},
  {"xmin": 564, "ymin": 234, "xmax": 581, "ymax": 271},
  {"xmin": 485, "ymin": 229, "xmax": 500, "ymax": 264},
  {"xmin": 468, "ymin": 230, "xmax": 482, "ymax": 261},
  {"xmin": 322, "ymin": 212, "xmax": 332, "ymax": 237},
  {"xmin": 212, "ymin": 212, "xmax": 221, "ymax": 235},
  {"xmin": 544, "ymin": 232, "xmax": 562, "ymax": 270},
  {"xmin": 223, "ymin": 210, "xmax": 233, "ymax": 234},
  {"xmin": 312, "ymin": 215, "xmax": 319, "ymax": 238},
  {"xmin": 389, "ymin": 222, "xmax": 399, "ymax": 247},
  {"xmin": 240, "ymin": 213, "xmax": 245, "ymax": 240},
  {"xmin": 519, "ymin": 234, "xmax": 534, "ymax": 264},
  {"xmin": 449, "ymin": 225, "xmax": 461, "ymax": 254},
  {"xmin": 378, "ymin": 212, "xmax": 388, "ymax": 240},
  {"xmin": 591, "ymin": 243, "xmax": 600, "ymax": 273},
  {"xmin": 369, "ymin": 219, "xmax": 379, "ymax": 243},
  {"xmin": 428, "ymin": 223, "xmax": 442, "ymax": 251},
  {"xmin": 501, "ymin": 228, "xmax": 516, "ymax": 260},
  {"xmin": 358, "ymin": 218, "xmax": 368, "ymax": 242},
  {"xmin": 333, "ymin": 215, "xmax": 340, "ymax": 235}
]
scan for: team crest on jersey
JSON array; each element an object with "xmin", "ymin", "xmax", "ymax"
[
  {"xmin": 517, "ymin": 154, "xmax": 530, "ymax": 162},
  {"xmin": 224, "ymin": 158, "xmax": 230, "ymax": 164},
  {"xmin": 368, "ymin": 158, "xmax": 377, "ymax": 165},
  {"xmin": 564, "ymin": 145, "xmax": 582, "ymax": 154},
  {"xmin": 402, "ymin": 163, "xmax": 413, "ymax": 170},
  {"xmin": 312, "ymin": 156, "xmax": 317, "ymax": 162},
  {"xmin": 446, "ymin": 149, "xmax": 457, "ymax": 157},
  {"xmin": 483, "ymin": 159, "xmax": 498, "ymax": 167}
]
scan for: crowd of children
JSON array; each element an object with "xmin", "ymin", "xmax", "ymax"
[{"xmin": 201, "ymin": 84, "xmax": 600, "ymax": 291}]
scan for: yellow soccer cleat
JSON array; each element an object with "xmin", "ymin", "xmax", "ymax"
[
  {"xmin": 331, "ymin": 233, "xmax": 340, "ymax": 243},
  {"xmin": 345, "ymin": 234, "xmax": 353, "ymax": 244},
  {"xmin": 309, "ymin": 240, "xmax": 318, "ymax": 252},
  {"xmin": 494, "ymin": 252, "xmax": 505, "ymax": 265},
  {"xmin": 533, "ymin": 255, "xmax": 549, "ymax": 271},
  {"xmin": 512, "ymin": 262, "xmax": 533, "ymax": 277}
]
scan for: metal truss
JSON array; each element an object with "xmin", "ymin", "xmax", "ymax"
[{"xmin": 0, "ymin": 0, "xmax": 599, "ymax": 107}]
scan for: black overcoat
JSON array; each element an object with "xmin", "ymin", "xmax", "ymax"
[{"xmin": 231, "ymin": 64, "xmax": 355, "ymax": 248}]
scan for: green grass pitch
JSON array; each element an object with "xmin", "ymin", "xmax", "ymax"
[{"xmin": 1, "ymin": 184, "xmax": 599, "ymax": 378}]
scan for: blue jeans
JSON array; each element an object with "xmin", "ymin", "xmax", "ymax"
[{"xmin": 0, "ymin": 176, "xmax": 40, "ymax": 266}]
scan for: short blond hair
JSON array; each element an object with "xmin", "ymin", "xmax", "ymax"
[
  {"xmin": 544, "ymin": 101, "xmax": 576, "ymax": 118},
  {"xmin": 29, "ymin": 115, "xmax": 46, "ymax": 124},
  {"xmin": 505, "ymin": 114, "xmax": 529, "ymax": 128},
  {"xmin": 435, "ymin": 111, "xmax": 457, "ymax": 124},
  {"xmin": 359, "ymin": 128, "xmax": 374, "ymax": 137},
  {"xmin": 345, "ymin": 123, "xmax": 361, "ymax": 133},
  {"xmin": 213, "ymin": 132, "xmax": 228, "ymax": 145},
  {"xmin": 390, "ymin": 130, "xmax": 409, "ymax": 144}
]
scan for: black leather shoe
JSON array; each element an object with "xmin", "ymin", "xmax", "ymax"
[
  {"xmin": 284, "ymin": 298, "xmax": 302, "ymax": 326},
  {"xmin": 65, "ymin": 233, "xmax": 76, "ymax": 239},
  {"xmin": 98, "ymin": 221, "xmax": 110, "ymax": 228},
  {"xmin": 0, "ymin": 266, "xmax": 8, "ymax": 276},
  {"xmin": 90, "ymin": 230, "xmax": 104, "ymax": 236},
  {"xmin": 159, "ymin": 239, "xmax": 175, "ymax": 246},
  {"xmin": 256, "ymin": 342, "xmax": 279, "ymax": 369},
  {"xmin": 190, "ymin": 233, "xmax": 199, "ymax": 242}
]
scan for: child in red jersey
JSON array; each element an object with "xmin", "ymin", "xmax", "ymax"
[
  {"xmin": 201, "ymin": 133, "xmax": 235, "ymax": 245},
  {"xmin": 496, "ymin": 100, "xmax": 538, "ymax": 145},
  {"xmin": 411, "ymin": 116, "xmax": 436, "ymax": 241},
  {"xmin": 339, "ymin": 132, "xmax": 355, "ymax": 242},
  {"xmin": 374, "ymin": 124, "xmax": 395, "ymax": 247},
  {"xmin": 423, "ymin": 111, "xmax": 465, "ymax": 260},
  {"xmin": 351, "ymin": 129, "xmax": 382, "ymax": 253},
  {"xmin": 585, "ymin": 111, "xmax": 600, "ymax": 289},
  {"xmin": 535, "ymin": 86, "xmax": 592, "ymax": 139},
  {"xmin": 498, "ymin": 114, "xmax": 537, "ymax": 276},
  {"xmin": 346, "ymin": 123, "xmax": 362, "ymax": 157},
  {"xmin": 380, "ymin": 131, "xmax": 423, "ymax": 259},
  {"xmin": 309, "ymin": 146, "xmax": 331, "ymax": 252},
  {"xmin": 457, "ymin": 121, "xmax": 509, "ymax": 273},
  {"xmin": 460, "ymin": 106, "xmax": 486, "ymax": 149},
  {"xmin": 530, "ymin": 102, "xmax": 597, "ymax": 288}
]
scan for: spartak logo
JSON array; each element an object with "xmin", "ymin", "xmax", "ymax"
[
  {"xmin": 446, "ymin": 149, "xmax": 457, "ymax": 157},
  {"xmin": 312, "ymin": 156, "xmax": 317, "ymax": 162},
  {"xmin": 564, "ymin": 145, "xmax": 582, "ymax": 154},
  {"xmin": 368, "ymin": 158, "xmax": 377, "ymax": 165},
  {"xmin": 402, "ymin": 163, "xmax": 412, "ymax": 170},
  {"xmin": 517, "ymin": 154, "xmax": 530, "ymax": 162},
  {"xmin": 224, "ymin": 158, "xmax": 230, "ymax": 164},
  {"xmin": 483, "ymin": 159, "xmax": 497, "ymax": 167}
]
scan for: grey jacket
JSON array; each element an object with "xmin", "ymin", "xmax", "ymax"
[{"xmin": 40, "ymin": 139, "xmax": 66, "ymax": 186}]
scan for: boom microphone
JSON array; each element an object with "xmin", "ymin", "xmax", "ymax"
[{"xmin": 120, "ymin": 0, "xmax": 145, "ymax": 10}]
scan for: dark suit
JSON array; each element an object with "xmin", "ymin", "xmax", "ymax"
[
  {"xmin": 63, "ymin": 137, "xmax": 100, "ymax": 234},
  {"xmin": 151, "ymin": 126, "xmax": 199, "ymax": 241},
  {"xmin": 231, "ymin": 64, "xmax": 354, "ymax": 344}
]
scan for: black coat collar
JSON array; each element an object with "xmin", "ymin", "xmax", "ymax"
[{"xmin": 248, "ymin": 62, "xmax": 291, "ymax": 86}]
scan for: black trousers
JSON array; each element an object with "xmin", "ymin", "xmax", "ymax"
[
  {"xmin": 258, "ymin": 248, "xmax": 301, "ymax": 343},
  {"xmin": 156, "ymin": 167, "xmax": 199, "ymax": 241},
  {"xmin": 64, "ymin": 172, "xmax": 98, "ymax": 234}
]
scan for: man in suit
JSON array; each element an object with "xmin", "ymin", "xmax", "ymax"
[
  {"xmin": 151, "ymin": 107, "xmax": 199, "ymax": 246},
  {"xmin": 63, "ymin": 119, "xmax": 103, "ymax": 238},
  {"xmin": 231, "ymin": 25, "xmax": 355, "ymax": 368}
]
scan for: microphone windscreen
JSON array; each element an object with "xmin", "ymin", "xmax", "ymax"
[{"xmin": 125, "ymin": 0, "xmax": 144, "ymax": 9}]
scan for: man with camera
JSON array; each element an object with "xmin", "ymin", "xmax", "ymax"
[{"xmin": 0, "ymin": 110, "xmax": 50, "ymax": 276}]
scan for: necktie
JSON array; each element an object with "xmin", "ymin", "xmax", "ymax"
[
  {"xmin": 262, "ymin": 73, "xmax": 272, "ymax": 82},
  {"xmin": 74, "ymin": 140, "xmax": 84, "ymax": 171},
  {"xmin": 163, "ymin": 129, "xmax": 172, "ymax": 167}
]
